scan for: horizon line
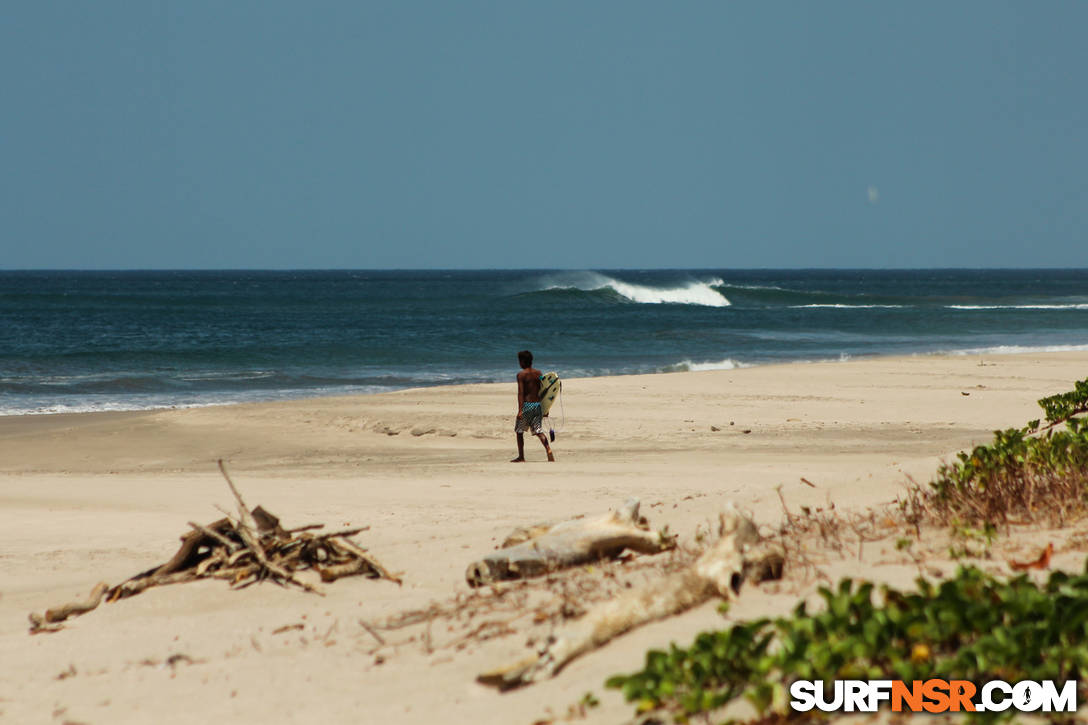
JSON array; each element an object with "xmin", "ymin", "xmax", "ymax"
[{"xmin": 3, "ymin": 266, "xmax": 1088, "ymax": 273}]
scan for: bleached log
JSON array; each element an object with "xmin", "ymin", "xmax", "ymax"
[
  {"xmin": 465, "ymin": 499, "xmax": 673, "ymax": 587},
  {"xmin": 499, "ymin": 520, "xmax": 561, "ymax": 548},
  {"xmin": 477, "ymin": 505, "xmax": 784, "ymax": 690}
]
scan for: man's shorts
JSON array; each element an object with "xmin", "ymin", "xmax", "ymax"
[{"xmin": 514, "ymin": 401, "xmax": 544, "ymax": 435}]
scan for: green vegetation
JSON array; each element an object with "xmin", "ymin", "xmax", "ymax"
[
  {"xmin": 607, "ymin": 565, "xmax": 1088, "ymax": 722},
  {"xmin": 920, "ymin": 378, "xmax": 1088, "ymax": 527},
  {"xmin": 1037, "ymin": 378, "xmax": 1088, "ymax": 425}
]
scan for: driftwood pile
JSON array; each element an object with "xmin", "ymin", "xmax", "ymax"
[
  {"xmin": 367, "ymin": 532, "xmax": 701, "ymax": 660},
  {"xmin": 347, "ymin": 498, "xmax": 782, "ymax": 689},
  {"xmin": 28, "ymin": 462, "xmax": 399, "ymax": 634}
]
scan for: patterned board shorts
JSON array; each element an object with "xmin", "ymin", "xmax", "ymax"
[{"xmin": 514, "ymin": 401, "xmax": 544, "ymax": 435}]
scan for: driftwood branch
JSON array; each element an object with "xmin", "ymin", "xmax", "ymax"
[
  {"xmin": 477, "ymin": 505, "xmax": 784, "ymax": 689},
  {"xmin": 325, "ymin": 537, "xmax": 402, "ymax": 584},
  {"xmin": 466, "ymin": 499, "xmax": 675, "ymax": 587},
  {"xmin": 28, "ymin": 581, "xmax": 110, "ymax": 633},
  {"xmin": 218, "ymin": 458, "xmax": 259, "ymax": 532},
  {"xmin": 188, "ymin": 521, "xmax": 241, "ymax": 552}
]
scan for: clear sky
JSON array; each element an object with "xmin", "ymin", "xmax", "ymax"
[{"xmin": 2, "ymin": 2, "xmax": 1086, "ymax": 269}]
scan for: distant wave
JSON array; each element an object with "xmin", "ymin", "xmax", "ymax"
[
  {"xmin": 947, "ymin": 304, "xmax": 1088, "ymax": 310},
  {"xmin": 790, "ymin": 302, "xmax": 1088, "ymax": 311},
  {"xmin": 719, "ymin": 283, "xmax": 910, "ymax": 308},
  {"xmin": 947, "ymin": 344, "xmax": 1088, "ymax": 356},
  {"xmin": 659, "ymin": 358, "xmax": 749, "ymax": 373},
  {"xmin": 0, "ymin": 399, "xmax": 228, "ymax": 416},
  {"xmin": 791, "ymin": 304, "xmax": 909, "ymax": 309},
  {"xmin": 0, "ymin": 383, "xmax": 404, "ymax": 416},
  {"xmin": 532, "ymin": 272, "xmax": 731, "ymax": 307}
]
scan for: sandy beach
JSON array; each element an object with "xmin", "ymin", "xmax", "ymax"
[{"xmin": 2, "ymin": 352, "xmax": 1087, "ymax": 724}]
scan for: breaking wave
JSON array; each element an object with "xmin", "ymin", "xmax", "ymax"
[{"xmin": 533, "ymin": 272, "xmax": 731, "ymax": 307}]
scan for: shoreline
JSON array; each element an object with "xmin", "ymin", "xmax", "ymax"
[{"xmin": 5, "ymin": 344, "xmax": 1088, "ymax": 421}]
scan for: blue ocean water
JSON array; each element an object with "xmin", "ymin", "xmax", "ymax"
[{"xmin": 2, "ymin": 269, "xmax": 1087, "ymax": 416}]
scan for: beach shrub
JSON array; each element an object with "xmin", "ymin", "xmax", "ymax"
[
  {"xmin": 606, "ymin": 564, "xmax": 1088, "ymax": 723},
  {"xmin": 1037, "ymin": 378, "xmax": 1088, "ymax": 425},
  {"xmin": 922, "ymin": 378, "xmax": 1088, "ymax": 526}
]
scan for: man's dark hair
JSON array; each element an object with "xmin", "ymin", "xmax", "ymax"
[{"xmin": 518, "ymin": 350, "xmax": 533, "ymax": 368}]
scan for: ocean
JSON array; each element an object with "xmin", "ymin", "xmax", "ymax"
[{"xmin": 2, "ymin": 269, "xmax": 1087, "ymax": 416}]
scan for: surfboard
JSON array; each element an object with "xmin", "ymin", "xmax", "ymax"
[{"xmin": 539, "ymin": 372, "xmax": 561, "ymax": 416}]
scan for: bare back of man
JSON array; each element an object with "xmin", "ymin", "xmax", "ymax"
[
  {"xmin": 517, "ymin": 366, "xmax": 543, "ymax": 402},
  {"xmin": 512, "ymin": 350, "xmax": 555, "ymax": 462}
]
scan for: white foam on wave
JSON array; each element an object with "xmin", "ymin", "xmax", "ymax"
[
  {"xmin": 178, "ymin": 370, "xmax": 277, "ymax": 382},
  {"xmin": 947, "ymin": 304, "xmax": 1088, "ymax": 310},
  {"xmin": 723, "ymin": 283, "xmax": 790, "ymax": 292},
  {"xmin": 0, "ymin": 400, "xmax": 225, "ymax": 417},
  {"xmin": 791, "ymin": 304, "xmax": 907, "ymax": 309},
  {"xmin": 0, "ymin": 384, "xmax": 396, "ymax": 417},
  {"xmin": 541, "ymin": 272, "xmax": 730, "ymax": 307},
  {"xmin": 660, "ymin": 358, "xmax": 749, "ymax": 373},
  {"xmin": 946, "ymin": 344, "xmax": 1088, "ymax": 356}
]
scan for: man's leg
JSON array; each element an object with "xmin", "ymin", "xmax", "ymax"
[
  {"xmin": 511, "ymin": 432, "xmax": 526, "ymax": 462},
  {"xmin": 536, "ymin": 432, "xmax": 555, "ymax": 462}
]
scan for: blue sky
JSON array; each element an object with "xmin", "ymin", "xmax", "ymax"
[{"xmin": 2, "ymin": 2, "xmax": 1086, "ymax": 269}]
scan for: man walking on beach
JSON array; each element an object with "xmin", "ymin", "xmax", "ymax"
[{"xmin": 512, "ymin": 350, "xmax": 555, "ymax": 462}]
